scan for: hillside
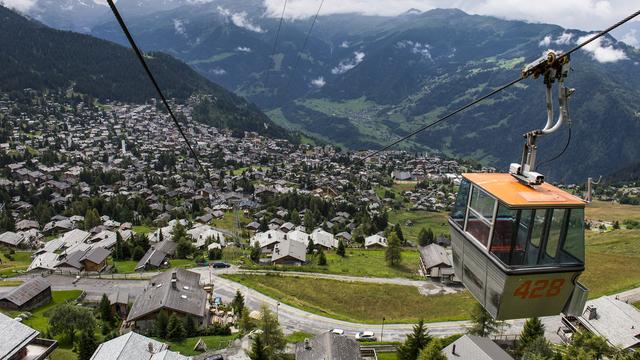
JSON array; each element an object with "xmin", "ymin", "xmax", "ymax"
[
  {"xmin": 0, "ymin": 5, "xmax": 294, "ymax": 141},
  {"xmin": 20, "ymin": 2, "xmax": 636, "ymax": 181}
]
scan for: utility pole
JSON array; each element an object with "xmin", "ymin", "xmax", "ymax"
[
  {"xmin": 586, "ymin": 176, "xmax": 602, "ymax": 203},
  {"xmin": 381, "ymin": 317, "xmax": 385, "ymax": 342}
]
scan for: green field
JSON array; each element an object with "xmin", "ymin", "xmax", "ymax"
[
  {"xmin": 225, "ymin": 274, "xmax": 474, "ymax": 324},
  {"xmin": 286, "ymin": 331, "xmax": 314, "ymax": 343},
  {"xmin": 586, "ymin": 201, "xmax": 640, "ymax": 222},
  {"xmin": 21, "ymin": 290, "xmax": 83, "ymax": 332},
  {"xmin": 132, "ymin": 225, "xmax": 155, "ymax": 234},
  {"xmin": 377, "ymin": 352, "xmax": 398, "ymax": 360},
  {"xmin": 211, "ymin": 210, "xmax": 248, "ymax": 237},
  {"xmin": 243, "ymin": 249, "xmax": 422, "ymax": 279},
  {"xmin": 0, "ymin": 251, "xmax": 32, "ymax": 277},
  {"xmin": 50, "ymin": 348, "xmax": 78, "ymax": 360},
  {"xmin": 388, "ymin": 210, "xmax": 450, "ymax": 242},
  {"xmin": 582, "ymin": 229, "xmax": 640, "ymax": 297},
  {"xmin": 114, "ymin": 258, "xmax": 198, "ymax": 274},
  {"xmin": 163, "ymin": 335, "xmax": 236, "ymax": 356}
]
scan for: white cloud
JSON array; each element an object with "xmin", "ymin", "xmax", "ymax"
[
  {"xmin": 262, "ymin": 0, "xmax": 639, "ymax": 31},
  {"xmin": 621, "ymin": 29, "xmax": 639, "ymax": 48},
  {"xmin": 210, "ymin": 68, "xmax": 227, "ymax": 75},
  {"xmin": 236, "ymin": 46, "xmax": 252, "ymax": 52},
  {"xmin": 538, "ymin": 35, "xmax": 552, "ymax": 47},
  {"xmin": 173, "ymin": 19, "xmax": 187, "ymax": 37},
  {"xmin": 576, "ymin": 34, "xmax": 627, "ymax": 63},
  {"xmin": 555, "ymin": 32, "xmax": 574, "ymax": 45},
  {"xmin": 340, "ymin": 41, "xmax": 350, "ymax": 48},
  {"xmin": 397, "ymin": 40, "xmax": 433, "ymax": 60},
  {"xmin": 331, "ymin": 51, "xmax": 366, "ymax": 75},
  {"xmin": 310, "ymin": 76, "xmax": 326, "ymax": 87},
  {"xmin": 218, "ymin": 6, "xmax": 265, "ymax": 33},
  {"xmin": 1, "ymin": 0, "xmax": 37, "ymax": 12}
]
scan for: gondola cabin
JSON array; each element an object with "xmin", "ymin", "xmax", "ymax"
[{"xmin": 449, "ymin": 173, "xmax": 588, "ymax": 320}]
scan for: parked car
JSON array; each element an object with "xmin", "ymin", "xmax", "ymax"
[
  {"xmin": 355, "ymin": 331, "xmax": 376, "ymax": 342},
  {"xmin": 211, "ymin": 262, "xmax": 231, "ymax": 268},
  {"xmin": 330, "ymin": 328, "xmax": 345, "ymax": 335}
]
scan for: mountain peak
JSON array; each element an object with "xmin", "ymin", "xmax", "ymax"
[
  {"xmin": 401, "ymin": 8, "xmax": 422, "ymax": 16},
  {"xmin": 421, "ymin": 8, "xmax": 469, "ymax": 18}
]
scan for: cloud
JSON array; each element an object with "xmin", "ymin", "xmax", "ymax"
[
  {"xmin": 310, "ymin": 76, "xmax": 326, "ymax": 88},
  {"xmin": 236, "ymin": 46, "xmax": 252, "ymax": 52},
  {"xmin": 576, "ymin": 34, "xmax": 627, "ymax": 63},
  {"xmin": 621, "ymin": 29, "xmax": 639, "ymax": 48},
  {"xmin": 210, "ymin": 68, "xmax": 227, "ymax": 75},
  {"xmin": 1, "ymin": 0, "xmax": 37, "ymax": 12},
  {"xmin": 262, "ymin": 0, "xmax": 639, "ymax": 31},
  {"xmin": 538, "ymin": 35, "xmax": 552, "ymax": 47},
  {"xmin": 538, "ymin": 32, "xmax": 576, "ymax": 48},
  {"xmin": 331, "ymin": 51, "xmax": 365, "ymax": 75},
  {"xmin": 173, "ymin": 19, "xmax": 187, "ymax": 37},
  {"xmin": 218, "ymin": 6, "xmax": 265, "ymax": 33},
  {"xmin": 340, "ymin": 41, "xmax": 350, "ymax": 48},
  {"xmin": 397, "ymin": 40, "xmax": 433, "ymax": 60}
]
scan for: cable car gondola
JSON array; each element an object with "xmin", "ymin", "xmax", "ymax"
[{"xmin": 449, "ymin": 51, "xmax": 588, "ymax": 320}]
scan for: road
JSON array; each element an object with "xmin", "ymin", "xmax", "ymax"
[{"xmin": 1, "ymin": 269, "xmax": 589, "ymax": 343}]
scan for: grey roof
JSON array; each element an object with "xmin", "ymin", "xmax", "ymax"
[
  {"xmin": 295, "ymin": 332, "xmax": 362, "ymax": 360},
  {"xmin": 419, "ymin": 244, "xmax": 451, "ymax": 269},
  {"xmin": 577, "ymin": 296, "xmax": 640, "ymax": 349},
  {"xmin": 135, "ymin": 248, "xmax": 169, "ymax": 271},
  {"xmin": 0, "ymin": 278, "xmax": 50, "ymax": 307},
  {"xmin": 272, "ymin": 239, "xmax": 306, "ymax": 263},
  {"xmin": 442, "ymin": 335, "xmax": 514, "ymax": 360},
  {"xmin": 81, "ymin": 246, "xmax": 111, "ymax": 265},
  {"xmin": 108, "ymin": 291, "xmax": 129, "ymax": 305},
  {"xmin": 0, "ymin": 312, "xmax": 40, "ymax": 359},
  {"xmin": 150, "ymin": 350, "xmax": 192, "ymax": 360},
  {"xmin": 127, "ymin": 269, "xmax": 207, "ymax": 322},
  {"xmin": 156, "ymin": 240, "xmax": 177, "ymax": 256},
  {"xmin": 90, "ymin": 331, "xmax": 168, "ymax": 360},
  {"xmin": 0, "ymin": 231, "xmax": 24, "ymax": 246},
  {"xmin": 56, "ymin": 249, "xmax": 87, "ymax": 269},
  {"xmin": 28, "ymin": 252, "xmax": 59, "ymax": 271}
]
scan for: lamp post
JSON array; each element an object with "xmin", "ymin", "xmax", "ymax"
[
  {"xmin": 381, "ymin": 317, "xmax": 385, "ymax": 342},
  {"xmin": 276, "ymin": 302, "xmax": 280, "ymax": 319}
]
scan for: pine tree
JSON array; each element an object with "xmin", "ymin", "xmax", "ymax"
[
  {"xmin": 250, "ymin": 242, "xmax": 262, "ymax": 263},
  {"xmin": 318, "ymin": 249, "xmax": 327, "ymax": 266},
  {"xmin": 517, "ymin": 317, "xmax": 545, "ymax": 356},
  {"xmin": 336, "ymin": 240, "xmax": 346, "ymax": 257},
  {"xmin": 385, "ymin": 232, "xmax": 402, "ymax": 266},
  {"xmin": 306, "ymin": 239, "xmax": 315, "ymax": 254},
  {"xmin": 0, "ymin": 210, "xmax": 15, "ymax": 232},
  {"xmin": 398, "ymin": 320, "xmax": 431, "ymax": 360},
  {"xmin": 417, "ymin": 339, "xmax": 446, "ymax": 360},
  {"xmin": 77, "ymin": 330, "xmax": 98, "ymax": 360},
  {"xmin": 257, "ymin": 304, "xmax": 286, "ymax": 358},
  {"xmin": 418, "ymin": 228, "xmax": 429, "ymax": 246},
  {"xmin": 467, "ymin": 303, "xmax": 500, "ymax": 337},
  {"xmin": 183, "ymin": 314, "xmax": 196, "ymax": 335},
  {"xmin": 99, "ymin": 293, "xmax": 113, "ymax": 324},
  {"xmin": 166, "ymin": 314, "xmax": 186, "ymax": 341},
  {"xmin": 114, "ymin": 231, "xmax": 124, "ymax": 260},
  {"xmin": 154, "ymin": 310, "xmax": 169, "ymax": 339},
  {"xmin": 249, "ymin": 335, "xmax": 268, "ymax": 360},
  {"xmin": 232, "ymin": 290, "xmax": 245, "ymax": 316},
  {"xmin": 394, "ymin": 223, "xmax": 405, "ymax": 244}
]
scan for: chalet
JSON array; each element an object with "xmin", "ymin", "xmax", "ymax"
[
  {"xmin": 80, "ymin": 247, "xmax": 111, "ymax": 272},
  {"xmin": 295, "ymin": 332, "xmax": 362, "ymax": 360},
  {"xmin": 90, "ymin": 331, "xmax": 191, "ymax": 360},
  {"xmin": 126, "ymin": 269, "xmax": 207, "ymax": 331},
  {"xmin": 0, "ymin": 278, "xmax": 51, "ymax": 311},
  {"xmin": 27, "ymin": 252, "xmax": 59, "ymax": 272},
  {"xmin": 272, "ymin": 240, "xmax": 306, "ymax": 265},
  {"xmin": 15, "ymin": 220, "xmax": 39, "ymax": 232},
  {"xmin": 251, "ymin": 229, "xmax": 285, "ymax": 253},
  {"xmin": 364, "ymin": 234, "xmax": 388, "ymax": 249},
  {"xmin": 559, "ymin": 296, "xmax": 640, "ymax": 350},
  {"xmin": 135, "ymin": 240, "xmax": 176, "ymax": 272},
  {"xmin": 0, "ymin": 231, "xmax": 26, "ymax": 248},
  {"xmin": 418, "ymin": 244, "xmax": 457, "ymax": 283},
  {"xmin": 0, "ymin": 312, "xmax": 58, "ymax": 360},
  {"xmin": 442, "ymin": 335, "xmax": 514, "ymax": 360},
  {"xmin": 310, "ymin": 229, "xmax": 338, "ymax": 249},
  {"xmin": 108, "ymin": 291, "xmax": 129, "ymax": 319}
]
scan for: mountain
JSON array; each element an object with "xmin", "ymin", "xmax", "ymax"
[
  {"xmin": 0, "ymin": 5, "xmax": 294, "ymax": 141},
  {"xmin": 11, "ymin": 1, "xmax": 640, "ymax": 181}
]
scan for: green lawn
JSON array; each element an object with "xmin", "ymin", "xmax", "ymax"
[
  {"xmin": 232, "ymin": 166, "xmax": 270, "ymax": 175},
  {"xmin": 388, "ymin": 210, "xmax": 450, "ymax": 241},
  {"xmin": 242, "ymin": 249, "xmax": 422, "ymax": 279},
  {"xmin": 582, "ymin": 229, "xmax": 640, "ymax": 297},
  {"xmin": 377, "ymin": 352, "xmax": 398, "ymax": 360},
  {"xmin": 225, "ymin": 274, "xmax": 474, "ymax": 324},
  {"xmin": 164, "ymin": 335, "xmax": 236, "ymax": 356},
  {"xmin": 114, "ymin": 258, "xmax": 197, "ymax": 274},
  {"xmin": 0, "ymin": 251, "xmax": 33, "ymax": 277},
  {"xmin": 633, "ymin": 301, "xmax": 639, "ymax": 309},
  {"xmin": 50, "ymin": 348, "xmax": 78, "ymax": 360},
  {"xmin": 286, "ymin": 331, "xmax": 314, "ymax": 343},
  {"xmin": 211, "ymin": 210, "xmax": 249, "ymax": 238},
  {"xmin": 133, "ymin": 225, "xmax": 155, "ymax": 234},
  {"xmin": 22, "ymin": 290, "xmax": 83, "ymax": 332}
]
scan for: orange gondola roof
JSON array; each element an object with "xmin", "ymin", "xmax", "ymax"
[{"xmin": 463, "ymin": 173, "xmax": 585, "ymax": 208}]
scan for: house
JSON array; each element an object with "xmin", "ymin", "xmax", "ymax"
[
  {"xmin": 272, "ymin": 240, "xmax": 306, "ymax": 265},
  {"xmin": 0, "ymin": 231, "xmax": 25, "ymax": 248},
  {"xmin": 80, "ymin": 247, "xmax": 111, "ymax": 272},
  {"xmin": 15, "ymin": 220, "xmax": 39, "ymax": 232},
  {"xmin": 364, "ymin": 234, "xmax": 387, "ymax": 249},
  {"xmin": 442, "ymin": 335, "xmax": 514, "ymax": 360},
  {"xmin": 418, "ymin": 244, "xmax": 457, "ymax": 283},
  {"xmin": 90, "ymin": 331, "xmax": 191, "ymax": 360},
  {"xmin": 295, "ymin": 332, "xmax": 362, "ymax": 360},
  {"xmin": 27, "ymin": 252, "xmax": 59, "ymax": 272},
  {"xmin": 559, "ymin": 296, "xmax": 640, "ymax": 350},
  {"xmin": 251, "ymin": 230, "xmax": 285, "ymax": 253},
  {"xmin": 310, "ymin": 229, "xmax": 338, "ymax": 249},
  {"xmin": 108, "ymin": 291, "xmax": 129, "ymax": 319},
  {"xmin": 0, "ymin": 312, "xmax": 58, "ymax": 360},
  {"xmin": 287, "ymin": 229, "xmax": 310, "ymax": 247},
  {"xmin": 135, "ymin": 241, "xmax": 177, "ymax": 272},
  {"xmin": 126, "ymin": 269, "xmax": 207, "ymax": 331},
  {"xmin": 0, "ymin": 278, "xmax": 52, "ymax": 311}
]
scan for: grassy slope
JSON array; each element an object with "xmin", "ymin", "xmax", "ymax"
[
  {"xmin": 225, "ymin": 274, "xmax": 473, "ymax": 324},
  {"xmin": 0, "ymin": 251, "xmax": 32, "ymax": 277},
  {"xmin": 243, "ymin": 249, "xmax": 422, "ymax": 279},
  {"xmin": 586, "ymin": 200, "xmax": 640, "ymax": 222},
  {"xmin": 162, "ymin": 335, "xmax": 236, "ymax": 356}
]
